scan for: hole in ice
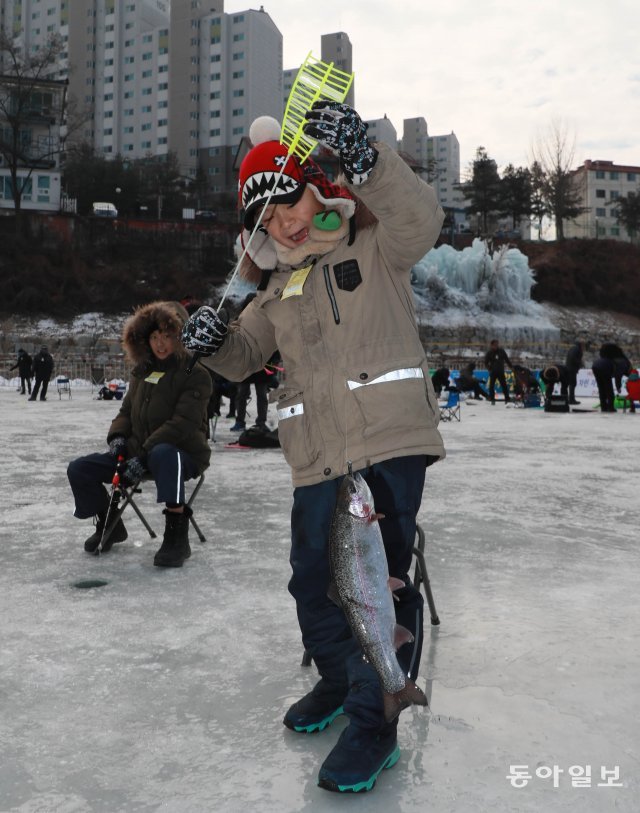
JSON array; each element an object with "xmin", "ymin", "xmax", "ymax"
[{"xmin": 73, "ymin": 579, "xmax": 109, "ymax": 589}]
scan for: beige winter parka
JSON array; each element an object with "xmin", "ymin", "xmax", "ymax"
[
  {"xmin": 204, "ymin": 144, "xmax": 446, "ymax": 487},
  {"xmin": 109, "ymin": 301, "xmax": 212, "ymax": 474}
]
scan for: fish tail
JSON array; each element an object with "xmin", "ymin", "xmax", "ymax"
[{"xmin": 383, "ymin": 680, "xmax": 428, "ymax": 723}]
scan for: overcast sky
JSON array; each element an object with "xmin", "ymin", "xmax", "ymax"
[{"xmin": 224, "ymin": 0, "xmax": 639, "ymax": 176}]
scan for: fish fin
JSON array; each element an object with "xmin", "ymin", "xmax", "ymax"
[
  {"xmin": 393, "ymin": 624, "xmax": 414, "ymax": 649},
  {"xmin": 327, "ymin": 580, "xmax": 342, "ymax": 607},
  {"xmin": 388, "ymin": 576, "xmax": 405, "ymax": 593},
  {"xmin": 371, "ymin": 512, "xmax": 385, "ymax": 522},
  {"xmin": 383, "ymin": 680, "xmax": 428, "ymax": 723}
]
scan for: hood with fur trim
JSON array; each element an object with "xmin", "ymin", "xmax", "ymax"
[{"xmin": 122, "ymin": 301, "xmax": 189, "ymax": 366}]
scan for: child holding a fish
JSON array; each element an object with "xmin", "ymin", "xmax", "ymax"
[{"xmin": 182, "ymin": 102, "xmax": 445, "ymax": 793}]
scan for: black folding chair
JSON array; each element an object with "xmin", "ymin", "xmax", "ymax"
[{"xmin": 100, "ymin": 472, "xmax": 207, "ymax": 548}]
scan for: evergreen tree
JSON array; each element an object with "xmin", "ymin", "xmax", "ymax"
[
  {"xmin": 500, "ymin": 165, "xmax": 532, "ymax": 231},
  {"xmin": 460, "ymin": 147, "xmax": 502, "ymax": 234},
  {"xmin": 611, "ymin": 191, "xmax": 640, "ymax": 243}
]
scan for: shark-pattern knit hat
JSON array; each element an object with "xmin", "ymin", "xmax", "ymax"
[{"xmin": 238, "ymin": 116, "xmax": 355, "ymax": 230}]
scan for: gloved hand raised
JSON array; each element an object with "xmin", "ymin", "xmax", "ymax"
[
  {"xmin": 108, "ymin": 436, "xmax": 127, "ymax": 457},
  {"xmin": 123, "ymin": 456, "xmax": 147, "ymax": 485},
  {"xmin": 181, "ymin": 306, "xmax": 228, "ymax": 357},
  {"xmin": 303, "ymin": 101, "xmax": 378, "ymax": 186}
]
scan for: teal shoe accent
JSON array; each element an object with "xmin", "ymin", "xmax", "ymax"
[
  {"xmin": 291, "ymin": 705, "xmax": 344, "ymax": 733},
  {"xmin": 317, "ymin": 723, "xmax": 400, "ymax": 793},
  {"xmin": 337, "ymin": 745, "xmax": 400, "ymax": 792}
]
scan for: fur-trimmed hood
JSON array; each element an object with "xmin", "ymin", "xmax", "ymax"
[{"xmin": 122, "ymin": 301, "xmax": 189, "ymax": 366}]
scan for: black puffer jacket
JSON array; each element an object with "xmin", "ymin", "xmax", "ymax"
[{"xmin": 108, "ymin": 301, "xmax": 212, "ymax": 473}]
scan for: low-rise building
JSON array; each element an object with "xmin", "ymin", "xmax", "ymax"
[
  {"xmin": 566, "ymin": 159, "xmax": 640, "ymax": 241},
  {"xmin": 0, "ymin": 74, "xmax": 66, "ymax": 212}
]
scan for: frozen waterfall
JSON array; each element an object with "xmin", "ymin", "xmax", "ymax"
[{"xmin": 411, "ymin": 239, "xmax": 560, "ymax": 357}]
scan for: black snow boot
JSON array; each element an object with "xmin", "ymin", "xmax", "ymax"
[
  {"xmin": 84, "ymin": 512, "xmax": 128, "ymax": 553},
  {"xmin": 153, "ymin": 507, "xmax": 192, "ymax": 568}
]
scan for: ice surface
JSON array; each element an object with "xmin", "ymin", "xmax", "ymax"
[{"xmin": 1, "ymin": 387, "xmax": 638, "ymax": 812}]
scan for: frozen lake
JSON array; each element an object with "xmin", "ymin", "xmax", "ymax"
[{"xmin": 1, "ymin": 386, "xmax": 637, "ymax": 812}]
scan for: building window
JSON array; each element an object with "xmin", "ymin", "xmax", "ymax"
[
  {"xmin": 595, "ymin": 170, "xmax": 605, "ymax": 179},
  {"xmin": 627, "ymin": 173, "xmax": 637, "ymax": 182},
  {"xmin": 610, "ymin": 171, "xmax": 619, "ymax": 180},
  {"xmin": 233, "ymin": 126, "xmax": 244, "ymax": 135},
  {"xmin": 210, "ymin": 128, "xmax": 220, "ymax": 137},
  {"xmin": 210, "ymin": 110, "xmax": 220, "ymax": 118},
  {"xmin": 233, "ymin": 89, "xmax": 244, "ymax": 97},
  {"xmin": 37, "ymin": 175, "xmax": 50, "ymax": 203},
  {"xmin": 232, "ymin": 52, "xmax": 244, "ymax": 61},
  {"xmin": 595, "ymin": 189, "xmax": 605, "ymax": 198},
  {"xmin": 610, "ymin": 190, "xmax": 620, "ymax": 199},
  {"xmin": 596, "ymin": 207, "xmax": 606, "ymax": 217}
]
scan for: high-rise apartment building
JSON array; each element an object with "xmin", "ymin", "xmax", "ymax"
[
  {"xmin": 400, "ymin": 117, "xmax": 430, "ymax": 176},
  {"xmin": 1, "ymin": 0, "xmax": 281, "ymax": 206},
  {"xmin": 169, "ymin": 1, "xmax": 282, "ymax": 199},
  {"xmin": 426, "ymin": 132, "xmax": 461, "ymax": 212},
  {"xmin": 320, "ymin": 32, "xmax": 353, "ymax": 108},
  {"xmin": 365, "ymin": 115, "xmax": 397, "ymax": 150},
  {"xmin": 283, "ymin": 32, "xmax": 354, "ymax": 113}
]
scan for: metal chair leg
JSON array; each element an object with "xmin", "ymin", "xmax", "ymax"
[{"xmin": 413, "ymin": 523, "xmax": 440, "ymax": 625}]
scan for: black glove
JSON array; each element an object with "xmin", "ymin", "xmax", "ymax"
[
  {"xmin": 108, "ymin": 436, "xmax": 127, "ymax": 457},
  {"xmin": 303, "ymin": 101, "xmax": 378, "ymax": 186},
  {"xmin": 181, "ymin": 306, "xmax": 228, "ymax": 357},
  {"xmin": 123, "ymin": 456, "xmax": 147, "ymax": 485}
]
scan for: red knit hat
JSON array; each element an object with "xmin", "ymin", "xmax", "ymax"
[{"xmin": 238, "ymin": 116, "xmax": 355, "ymax": 229}]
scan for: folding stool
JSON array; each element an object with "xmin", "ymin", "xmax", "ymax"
[{"xmin": 100, "ymin": 472, "xmax": 207, "ymax": 549}]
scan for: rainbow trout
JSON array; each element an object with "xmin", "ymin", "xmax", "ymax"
[{"xmin": 328, "ymin": 472, "xmax": 428, "ymax": 722}]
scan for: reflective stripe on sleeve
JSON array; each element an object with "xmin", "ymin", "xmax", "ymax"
[
  {"xmin": 347, "ymin": 367, "xmax": 425, "ymax": 391},
  {"xmin": 277, "ymin": 402, "xmax": 304, "ymax": 421}
]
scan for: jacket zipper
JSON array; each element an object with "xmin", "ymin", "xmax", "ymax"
[{"xmin": 323, "ymin": 264, "xmax": 340, "ymax": 324}]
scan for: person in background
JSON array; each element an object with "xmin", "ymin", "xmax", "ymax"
[
  {"xmin": 591, "ymin": 342, "xmax": 632, "ymax": 413},
  {"xmin": 455, "ymin": 361, "xmax": 490, "ymax": 400},
  {"xmin": 622, "ymin": 368, "xmax": 640, "ymax": 413},
  {"xmin": 484, "ymin": 339, "xmax": 513, "ymax": 404},
  {"xmin": 67, "ymin": 301, "xmax": 212, "ymax": 567},
  {"xmin": 10, "ymin": 348, "xmax": 33, "ymax": 395},
  {"xmin": 540, "ymin": 364, "xmax": 570, "ymax": 401},
  {"xmin": 182, "ymin": 102, "xmax": 445, "ymax": 793},
  {"xmin": 430, "ymin": 367, "xmax": 451, "ymax": 398},
  {"xmin": 565, "ymin": 340, "xmax": 584, "ymax": 405},
  {"xmin": 29, "ymin": 345, "xmax": 54, "ymax": 401}
]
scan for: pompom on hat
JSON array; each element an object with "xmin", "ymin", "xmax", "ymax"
[{"xmin": 238, "ymin": 115, "xmax": 355, "ymax": 231}]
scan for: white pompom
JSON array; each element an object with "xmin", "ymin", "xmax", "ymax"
[{"xmin": 249, "ymin": 116, "xmax": 281, "ymax": 146}]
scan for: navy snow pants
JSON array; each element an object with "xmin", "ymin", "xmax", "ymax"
[
  {"xmin": 289, "ymin": 454, "xmax": 427, "ymax": 729},
  {"xmin": 67, "ymin": 443, "xmax": 199, "ymax": 519}
]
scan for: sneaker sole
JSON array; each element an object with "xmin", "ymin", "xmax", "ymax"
[
  {"xmin": 318, "ymin": 745, "xmax": 401, "ymax": 793},
  {"xmin": 284, "ymin": 705, "xmax": 344, "ymax": 734}
]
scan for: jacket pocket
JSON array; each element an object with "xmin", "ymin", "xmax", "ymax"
[
  {"xmin": 347, "ymin": 363, "xmax": 435, "ymax": 438},
  {"xmin": 276, "ymin": 392, "xmax": 320, "ymax": 471}
]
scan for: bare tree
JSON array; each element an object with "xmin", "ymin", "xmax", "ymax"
[
  {"xmin": 531, "ymin": 119, "xmax": 586, "ymax": 240},
  {"xmin": 0, "ymin": 31, "xmax": 68, "ymax": 219}
]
